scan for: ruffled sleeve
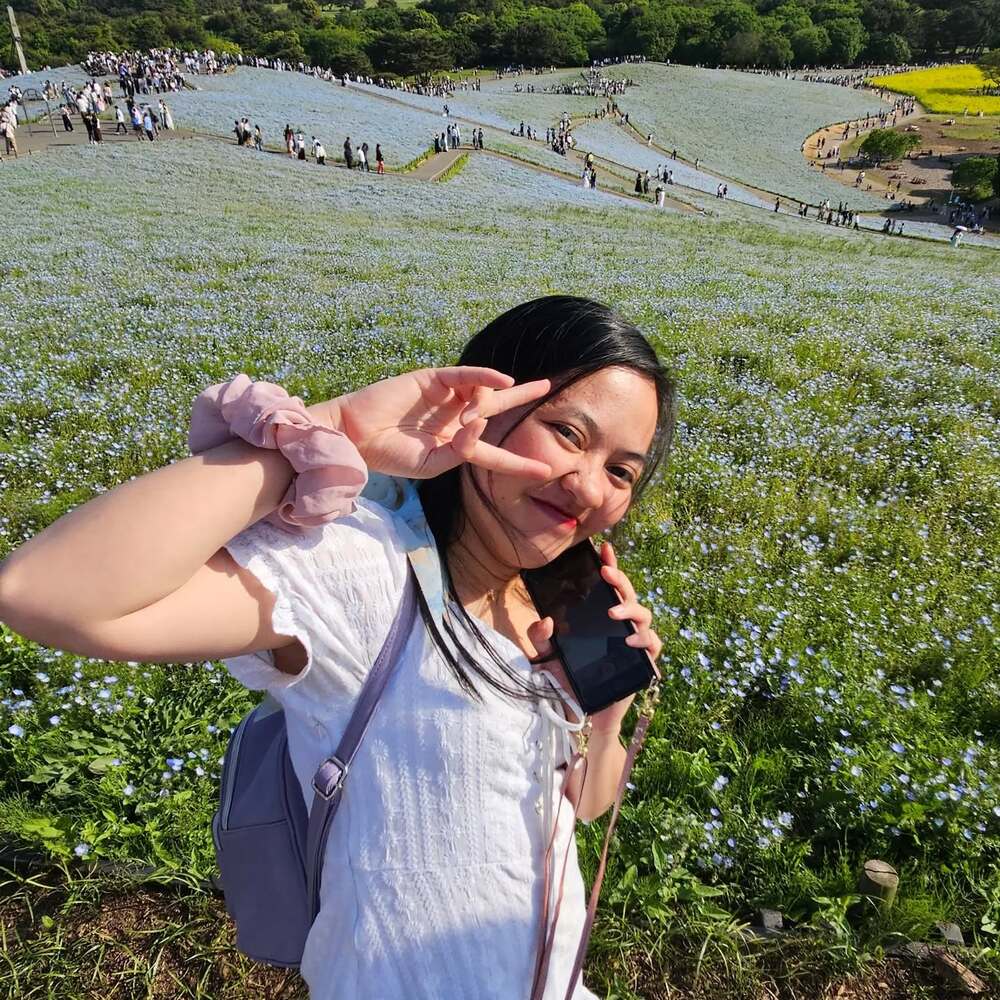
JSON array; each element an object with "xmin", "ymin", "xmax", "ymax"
[{"xmin": 220, "ymin": 500, "xmax": 411, "ymax": 703}]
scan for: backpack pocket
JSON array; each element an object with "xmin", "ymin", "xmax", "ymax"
[
  {"xmin": 216, "ymin": 815, "xmax": 311, "ymax": 967},
  {"xmin": 213, "ymin": 704, "xmax": 311, "ymax": 967}
]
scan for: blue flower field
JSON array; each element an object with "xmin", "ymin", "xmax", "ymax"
[{"xmin": 0, "ymin": 65, "xmax": 999, "ymax": 998}]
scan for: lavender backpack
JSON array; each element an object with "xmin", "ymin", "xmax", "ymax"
[{"xmin": 212, "ymin": 564, "xmax": 419, "ymax": 967}]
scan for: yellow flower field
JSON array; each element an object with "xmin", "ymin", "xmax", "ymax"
[{"xmin": 870, "ymin": 64, "xmax": 1000, "ymax": 115}]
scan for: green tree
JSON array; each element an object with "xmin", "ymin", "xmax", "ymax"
[
  {"xmin": 260, "ymin": 28, "xmax": 307, "ymax": 62},
  {"xmin": 722, "ymin": 30, "xmax": 762, "ymax": 64},
  {"xmin": 824, "ymin": 17, "xmax": 867, "ymax": 63},
  {"xmin": 619, "ymin": 3, "xmax": 678, "ymax": 62},
  {"xmin": 767, "ymin": 2, "xmax": 813, "ymax": 35},
  {"xmin": 978, "ymin": 49, "xmax": 1000, "ymax": 88},
  {"xmin": 951, "ymin": 156, "xmax": 999, "ymax": 201},
  {"xmin": 303, "ymin": 25, "xmax": 372, "ymax": 73},
  {"xmin": 759, "ymin": 31, "xmax": 794, "ymax": 65},
  {"xmin": 505, "ymin": 9, "xmax": 589, "ymax": 66},
  {"xmin": 288, "ymin": 0, "xmax": 324, "ymax": 26},
  {"xmin": 711, "ymin": 1, "xmax": 761, "ymax": 47},
  {"xmin": 864, "ymin": 30, "xmax": 911, "ymax": 62},
  {"xmin": 126, "ymin": 12, "xmax": 169, "ymax": 50},
  {"xmin": 790, "ymin": 24, "xmax": 831, "ymax": 64},
  {"xmin": 859, "ymin": 127, "xmax": 920, "ymax": 163},
  {"xmin": 562, "ymin": 2, "xmax": 607, "ymax": 56}
]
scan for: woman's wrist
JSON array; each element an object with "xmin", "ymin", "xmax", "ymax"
[
  {"xmin": 589, "ymin": 722, "xmax": 623, "ymax": 742},
  {"xmin": 305, "ymin": 396, "xmax": 346, "ymax": 435}
]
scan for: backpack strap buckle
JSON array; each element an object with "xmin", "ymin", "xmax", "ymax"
[{"xmin": 312, "ymin": 755, "xmax": 349, "ymax": 800}]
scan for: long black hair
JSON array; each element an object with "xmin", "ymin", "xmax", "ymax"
[{"xmin": 415, "ymin": 295, "xmax": 676, "ymax": 708}]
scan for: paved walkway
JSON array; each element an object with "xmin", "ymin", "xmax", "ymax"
[{"xmin": 410, "ymin": 145, "xmax": 465, "ymax": 180}]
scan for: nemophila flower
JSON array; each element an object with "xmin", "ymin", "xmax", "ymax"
[
  {"xmin": 712, "ymin": 775, "xmax": 729, "ymax": 792},
  {"xmin": 7, "ymin": 724, "xmax": 24, "ymax": 738},
  {"xmin": 891, "ymin": 743, "xmax": 906, "ymax": 754},
  {"xmin": 49, "ymin": 715, "xmax": 60, "ymax": 726},
  {"xmin": 74, "ymin": 843, "xmax": 91, "ymax": 858},
  {"xmin": 35, "ymin": 671, "xmax": 49, "ymax": 683},
  {"xmin": 123, "ymin": 784, "xmax": 135, "ymax": 796}
]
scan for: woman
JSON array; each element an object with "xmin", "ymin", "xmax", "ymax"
[{"xmin": 0, "ymin": 296, "xmax": 674, "ymax": 1000}]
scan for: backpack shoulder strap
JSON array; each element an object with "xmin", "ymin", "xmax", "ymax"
[{"xmin": 305, "ymin": 562, "xmax": 420, "ymax": 918}]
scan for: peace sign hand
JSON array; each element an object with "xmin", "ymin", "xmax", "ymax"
[{"xmin": 318, "ymin": 366, "xmax": 553, "ymax": 481}]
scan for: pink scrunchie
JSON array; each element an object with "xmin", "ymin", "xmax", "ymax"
[{"xmin": 188, "ymin": 373, "xmax": 368, "ymax": 534}]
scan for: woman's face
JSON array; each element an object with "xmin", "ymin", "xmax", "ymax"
[{"xmin": 458, "ymin": 366, "xmax": 660, "ymax": 570}]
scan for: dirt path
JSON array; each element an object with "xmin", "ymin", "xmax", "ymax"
[
  {"xmin": 1, "ymin": 116, "xmax": 197, "ymax": 161},
  {"xmin": 799, "ymin": 100, "xmax": 926, "ymax": 204}
]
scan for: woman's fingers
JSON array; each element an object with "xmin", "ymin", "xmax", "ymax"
[
  {"xmin": 423, "ymin": 367, "xmax": 515, "ymax": 408},
  {"xmin": 609, "ymin": 600, "xmax": 653, "ymax": 628},
  {"xmin": 601, "ymin": 540, "xmax": 618, "ymax": 570},
  {"xmin": 465, "ymin": 436, "xmax": 552, "ymax": 479},
  {"xmin": 601, "ymin": 561, "xmax": 637, "ymax": 604},
  {"xmin": 459, "ymin": 378, "xmax": 552, "ymax": 425},
  {"xmin": 431, "ymin": 420, "xmax": 552, "ymax": 480},
  {"xmin": 527, "ymin": 616, "xmax": 557, "ymax": 664},
  {"xmin": 436, "ymin": 366, "xmax": 516, "ymax": 391},
  {"xmin": 625, "ymin": 628, "xmax": 663, "ymax": 661}
]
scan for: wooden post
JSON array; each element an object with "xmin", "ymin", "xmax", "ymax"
[
  {"xmin": 858, "ymin": 859, "xmax": 898, "ymax": 910},
  {"xmin": 7, "ymin": 6, "xmax": 28, "ymax": 76}
]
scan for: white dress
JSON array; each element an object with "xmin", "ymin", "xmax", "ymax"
[{"xmin": 221, "ymin": 496, "xmax": 599, "ymax": 1000}]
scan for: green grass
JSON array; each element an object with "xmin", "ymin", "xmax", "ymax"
[{"xmin": 435, "ymin": 150, "xmax": 468, "ymax": 181}]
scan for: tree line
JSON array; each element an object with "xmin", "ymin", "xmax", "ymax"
[{"xmin": 3, "ymin": 0, "xmax": 999, "ymax": 79}]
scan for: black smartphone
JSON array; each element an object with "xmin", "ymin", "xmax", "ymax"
[{"xmin": 521, "ymin": 540, "xmax": 657, "ymax": 715}]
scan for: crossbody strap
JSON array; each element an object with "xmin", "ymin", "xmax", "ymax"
[
  {"xmin": 530, "ymin": 692, "xmax": 658, "ymax": 1000},
  {"xmin": 562, "ymin": 712, "xmax": 653, "ymax": 999},
  {"xmin": 305, "ymin": 563, "xmax": 419, "ymax": 919}
]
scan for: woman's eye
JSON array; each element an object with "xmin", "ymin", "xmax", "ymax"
[
  {"xmin": 609, "ymin": 467, "xmax": 635, "ymax": 485},
  {"xmin": 553, "ymin": 423, "xmax": 581, "ymax": 446}
]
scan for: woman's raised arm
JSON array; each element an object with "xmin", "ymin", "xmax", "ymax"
[{"xmin": 0, "ymin": 367, "xmax": 552, "ymax": 656}]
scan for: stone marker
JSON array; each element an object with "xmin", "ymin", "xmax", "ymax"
[{"xmin": 858, "ymin": 859, "xmax": 898, "ymax": 910}]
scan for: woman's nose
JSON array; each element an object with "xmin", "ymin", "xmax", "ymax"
[{"xmin": 562, "ymin": 464, "xmax": 604, "ymax": 511}]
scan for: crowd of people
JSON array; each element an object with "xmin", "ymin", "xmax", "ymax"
[
  {"xmin": 731, "ymin": 64, "xmax": 917, "ymax": 89},
  {"xmin": 82, "ymin": 49, "xmax": 193, "ymax": 95}
]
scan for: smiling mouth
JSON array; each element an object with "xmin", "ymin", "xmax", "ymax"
[{"xmin": 530, "ymin": 497, "xmax": 578, "ymax": 528}]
